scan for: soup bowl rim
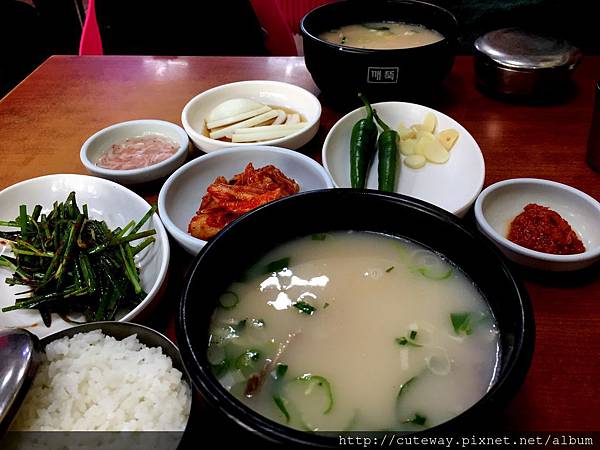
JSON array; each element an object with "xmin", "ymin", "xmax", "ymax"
[
  {"xmin": 178, "ymin": 189, "xmax": 534, "ymax": 445},
  {"xmin": 300, "ymin": 0, "xmax": 458, "ymax": 54}
]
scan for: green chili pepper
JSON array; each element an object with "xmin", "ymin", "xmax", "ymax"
[
  {"xmin": 350, "ymin": 93, "xmax": 378, "ymax": 189},
  {"xmin": 373, "ymin": 110, "xmax": 399, "ymax": 192}
]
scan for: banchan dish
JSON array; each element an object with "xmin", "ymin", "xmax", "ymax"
[{"xmin": 177, "ymin": 189, "xmax": 534, "ymax": 446}]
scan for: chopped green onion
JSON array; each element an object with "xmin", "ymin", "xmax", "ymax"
[
  {"xmin": 451, "ymin": 312, "xmax": 473, "ymax": 335},
  {"xmin": 235, "ymin": 319, "xmax": 247, "ymax": 332},
  {"xmin": 219, "ymin": 291, "xmax": 239, "ymax": 309},
  {"xmin": 397, "ymin": 376, "xmax": 416, "ymax": 400},
  {"xmin": 273, "ymin": 395, "xmax": 290, "ymax": 422},
  {"xmin": 311, "ymin": 233, "xmax": 327, "ymax": 241},
  {"xmin": 361, "ymin": 22, "xmax": 390, "ymax": 31},
  {"xmin": 395, "ymin": 336, "xmax": 422, "ymax": 347},
  {"xmin": 404, "ymin": 413, "xmax": 427, "ymax": 426},
  {"xmin": 409, "ymin": 330, "xmax": 417, "ymax": 340},
  {"xmin": 294, "ymin": 374, "xmax": 334, "ymax": 414},
  {"xmin": 385, "ymin": 266, "xmax": 395, "ymax": 273},
  {"xmin": 235, "ymin": 349, "xmax": 260, "ymax": 370},
  {"xmin": 418, "ymin": 266, "xmax": 452, "ymax": 280},
  {"xmin": 293, "ymin": 301, "xmax": 316, "ymax": 315},
  {"xmin": 264, "ymin": 257, "xmax": 290, "ymax": 274},
  {"xmin": 323, "ymin": 302, "xmax": 330, "ymax": 309},
  {"xmin": 273, "ymin": 363, "xmax": 288, "ymax": 380}
]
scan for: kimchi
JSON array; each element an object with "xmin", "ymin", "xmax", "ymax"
[{"xmin": 188, "ymin": 163, "xmax": 299, "ymax": 240}]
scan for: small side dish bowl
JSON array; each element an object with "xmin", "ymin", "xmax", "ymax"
[
  {"xmin": 158, "ymin": 146, "xmax": 334, "ymax": 255},
  {"xmin": 80, "ymin": 119, "xmax": 189, "ymax": 185},
  {"xmin": 322, "ymin": 101, "xmax": 485, "ymax": 217},
  {"xmin": 0, "ymin": 174, "xmax": 170, "ymax": 337},
  {"xmin": 474, "ymin": 178, "xmax": 600, "ymax": 271},
  {"xmin": 181, "ymin": 80, "xmax": 321, "ymax": 153}
]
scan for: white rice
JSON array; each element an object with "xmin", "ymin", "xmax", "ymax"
[{"xmin": 11, "ymin": 329, "xmax": 191, "ymax": 431}]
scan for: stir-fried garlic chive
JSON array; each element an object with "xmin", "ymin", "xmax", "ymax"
[{"xmin": 0, "ymin": 193, "xmax": 155, "ymax": 325}]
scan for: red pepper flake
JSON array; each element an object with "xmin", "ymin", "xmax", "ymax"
[{"xmin": 507, "ymin": 203, "xmax": 585, "ymax": 255}]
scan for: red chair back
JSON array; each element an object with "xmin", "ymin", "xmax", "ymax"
[
  {"xmin": 250, "ymin": 0, "xmax": 334, "ymax": 55},
  {"xmin": 79, "ymin": 0, "xmax": 103, "ymax": 55}
]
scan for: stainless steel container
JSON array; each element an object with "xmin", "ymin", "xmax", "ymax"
[
  {"xmin": 0, "ymin": 322, "xmax": 192, "ymax": 447},
  {"xmin": 474, "ymin": 28, "xmax": 581, "ymax": 97}
]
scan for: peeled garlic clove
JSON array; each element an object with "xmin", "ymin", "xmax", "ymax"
[
  {"xmin": 437, "ymin": 129, "xmax": 459, "ymax": 150},
  {"xmin": 399, "ymin": 138, "xmax": 417, "ymax": 156},
  {"xmin": 415, "ymin": 132, "xmax": 435, "ymax": 156},
  {"xmin": 397, "ymin": 122, "xmax": 416, "ymax": 140},
  {"xmin": 411, "ymin": 112, "xmax": 437, "ymax": 134},
  {"xmin": 418, "ymin": 134, "xmax": 449, "ymax": 163},
  {"xmin": 415, "ymin": 130, "xmax": 436, "ymax": 142},
  {"xmin": 422, "ymin": 112, "xmax": 437, "ymax": 133},
  {"xmin": 404, "ymin": 154, "xmax": 426, "ymax": 169}
]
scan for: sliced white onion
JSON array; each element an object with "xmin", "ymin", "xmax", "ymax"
[
  {"xmin": 400, "ymin": 348, "xmax": 409, "ymax": 371},
  {"xmin": 206, "ymin": 105, "xmax": 271, "ymax": 129},
  {"xmin": 231, "ymin": 128, "xmax": 302, "ymax": 142},
  {"xmin": 286, "ymin": 113, "xmax": 300, "ymax": 124},
  {"xmin": 272, "ymin": 109, "xmax": 287, "ymax": 125},
  {"xmin": 234, "ymin": 123, "xmax": 307, "ymax": 134},
  {"xmin": 209, "ymin": 110, "xmax": 279, "ymax": 140},
  {"xmin": 207, "ymin": 98, "xmax": 265, "ymax": 122}
]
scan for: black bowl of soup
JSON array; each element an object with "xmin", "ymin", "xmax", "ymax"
[
  {"xmin": 177, "ymin": 189, "xmax": 534, "ymax": 447},
  {"xmin": 301, "ymin": 0, "xmax": 457, "ymax": 103}
]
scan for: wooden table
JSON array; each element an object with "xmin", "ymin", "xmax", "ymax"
[{"xmin": 0, "ymin": 55, "xmax": 599, "ymax": 433}]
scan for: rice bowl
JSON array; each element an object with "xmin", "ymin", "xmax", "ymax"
[{"xmin": 11, "ymin": 329, "xmax": 191, "ymax": 431}]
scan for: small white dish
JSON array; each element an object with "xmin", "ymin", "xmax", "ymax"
[
  {"xmin": 0, "ymin": 174, "xmax": 170, "ymax": 337},
  {"xmin": 158, "ymin": 146, "xmax": 334, "ymax": 254},
  {"xmin": 181, "ymin": 80, "xmax": 321, "ymax": 153},
  {"xmin": 474, "ymin": 178, "xmax": 600, "ymax": 271},
  {"xmin": 322, "ymin": 101, "xmax": 485, "ymax": 217},
  {"xmin": 80, "ymin": 119, "xmax": 189, "ymax": 185}
]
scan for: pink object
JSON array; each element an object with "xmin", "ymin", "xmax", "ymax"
[
  {"xmin": 96, "ymin": 135, "xmax": 179, "ymax": 170},
  {"xmin": 250, "ymin": 0, "xmax": 334, "ymax": 55},
  {"xmin": 79, "ymin": 0, "xmax": 103, "ymax": 56}
]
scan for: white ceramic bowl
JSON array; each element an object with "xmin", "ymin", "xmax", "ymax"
[
  {"xmin": 181, "ymin": 80, "xmax": 321, "ymax": 153},
  {"xmin": 474, "ymin": 178, "xmax": 600, "ymax": 271},
  {"xmin": 158, "ymin": 146, "xmax": 334, "ymax": 254},
  {"xmin": 80, "ymin": 119, "xmax": 189, "ymax": 185},
  {"xmin": 0, "ymin": 174, "xmax": 170, "ymax": 337},
  {"xmin": 322, "ymin": 102, "xmax": 485, "ymax": 217}
]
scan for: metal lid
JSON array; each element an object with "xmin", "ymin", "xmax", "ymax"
[
  {"xmin": 0, "ymin": 329, "xmax": 41, "ymax": 435},
  {"xmin": 475, "ymin": 28, "xmax": 581, "ymax": 71}
]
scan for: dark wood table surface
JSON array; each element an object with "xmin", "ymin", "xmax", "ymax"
[{"xmin": 0, "ymin": 55, "xmax": 599, "ymax": 432}]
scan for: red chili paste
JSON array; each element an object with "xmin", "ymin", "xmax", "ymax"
[{"xmin": 507, "ymin": 203, "xmax": 585, "ymax": 255}]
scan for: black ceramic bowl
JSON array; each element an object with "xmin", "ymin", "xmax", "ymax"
[
  {"xmin": 301, "ymin": 0, "xmax": 458, "ymax": 103},
  {"xmin": 177, "ymin": 189, "xmax": 534, "ymax": 447}
]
